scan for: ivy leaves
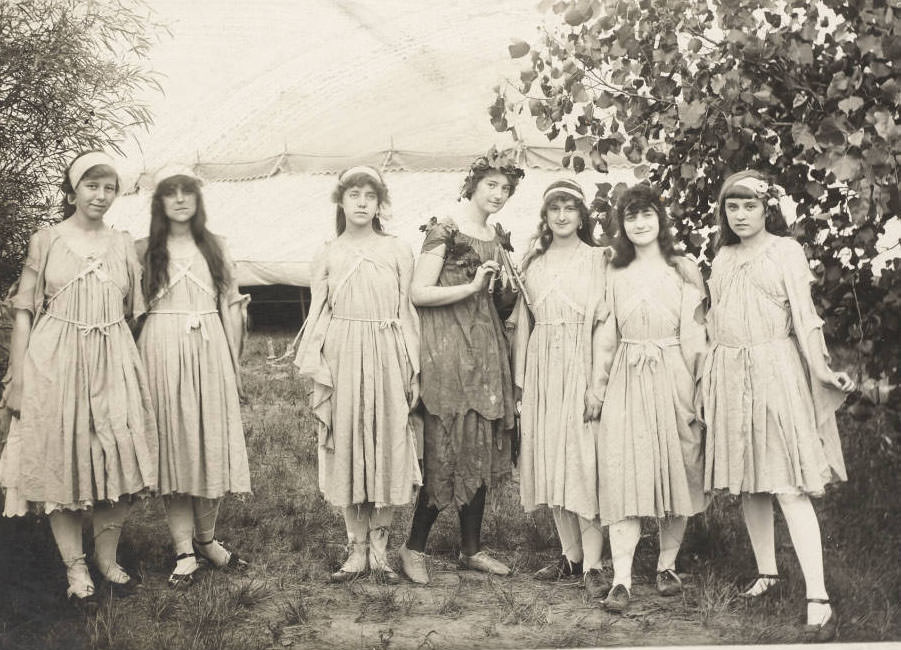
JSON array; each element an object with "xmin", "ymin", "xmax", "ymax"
[{"xmin": 492, "ymin": 0, "xmax": 901, "ymax": 382}]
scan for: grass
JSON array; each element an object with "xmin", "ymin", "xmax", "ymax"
[{"xmin": 0, "ymin": 331, "xmax": 898, "ymax": 648}]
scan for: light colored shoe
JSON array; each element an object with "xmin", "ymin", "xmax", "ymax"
[
  {"xmin": 93, "ymin": 555, "xmax": 141, "ymax": 597},
  {"xmin": 64, "ymin": 556, "xmax": 98, "ymax": 611},
  {"xmin": 330, "ymin": 542, "xmax": 369, "ymax": 583},
  {"xmin": 368, "ymin": 526, "xmax": 400, "ymax": 584},
  {"xmin": 398, "ymin": 544, "xmax": 430, "ymax": 584},
  {"xmin": 459, "ymin": 550, "xmax": 511, "ymax": 576}
]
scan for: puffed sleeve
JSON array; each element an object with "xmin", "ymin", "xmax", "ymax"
[
  {"xmin": 11, "ymin": 230, "xmax": 47, "ymax": 317},
  {"xmin": 782, "ymin": 238, "xmax": 847, "ymax": 481},
  {"xmin": 675, "ymin": 257, "xmax": 708, "ymax": 422},
  {"xmin": 293, "ymin": 244, "xmax": 335, "ymax": 447},
  {"xmin": 420, "ymin": 217, "xmax": 454, "ymax": 254},
  {"xmin": 121, "ymin": 232, "xmax": 146, "ymax": 321},
  {"xmin": 395, "ymin": 239, "xmax": 421, "ymax": 395},
  {"xmin": 588, "ymin": 251, "xmax": 616, "ymax": 402}
]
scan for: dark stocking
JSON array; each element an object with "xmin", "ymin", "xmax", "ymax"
[
  {"xmin": 406, "ymin": 487, "xmax": 440, "ymax": 552},
  {"xmin": 459, "ymin": 485, "xmax": 487, "ymax": 556}
]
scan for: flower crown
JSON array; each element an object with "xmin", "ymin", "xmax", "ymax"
[{"xmin": 460, "ymin": 146, "xmax": 525, "ymax": 197}]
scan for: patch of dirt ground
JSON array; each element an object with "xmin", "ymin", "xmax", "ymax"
[{"xmin": 272, "ymin": 561, "xmax": 723, "ymax": 649}]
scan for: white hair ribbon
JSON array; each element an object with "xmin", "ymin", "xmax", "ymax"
[
  {"xmin": 153, "ymin": 165, "xmax": 201, "ymax": 187},
  {"xmin": 339, "ymin": 166, "xmax": 383, "ymax": 185},
  {"xmin": 543, "ymin": 186, "xmax": 585, "ymax": 202},
  {"xmin": 68, "ymin": 151, "xmax": 118, "ymax": 189}
]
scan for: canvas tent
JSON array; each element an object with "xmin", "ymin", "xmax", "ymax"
[
  {"xmin": 105, "ymin": 147, "xmax": 636, "ymax": 288},
  {"xmin": 103, "ymin": 0, "xmax": 639, "ymax": 322}
]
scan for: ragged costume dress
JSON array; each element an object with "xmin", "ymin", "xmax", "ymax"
[
  {"xmin": 702, "ymin": 236, "xmax": 846, "ymax": 496},
  {"xmin": 417, "ymin": 217, "xmax": 516, "ymax": 509},
  {"xmin": 595, "ymin": 258, "xmax": 708, "ymax": 524},
  {"xmin": 0, "ymin": 226, "xmax": 158, "ymax": 515},
  {"xmin": 136, "ymin": 239, "xmax": 251, "ymax": 498},
  {"xmin": 294, "ymin": 235, "xmax": 421, "ymax": 507},
  {"xmin": 512, "ymin": 243, "xmax": 609, "ymax": 520}
]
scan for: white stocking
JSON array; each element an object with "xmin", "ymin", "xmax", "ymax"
[{"xmin": 608, "ymin": 518, "xmax": 640, "ymax": 591}]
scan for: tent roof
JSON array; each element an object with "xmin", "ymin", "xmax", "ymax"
[
  {"xmin": 107, "ymin": 160, "xmax": 638, "ymax": 287},
  {"xmin": 131, "ymin": 0, "xmax": 557, "ymax": 173},
  {"xmin": 129, "ymin": 145, "xmax": 621, "ymax": 189}
]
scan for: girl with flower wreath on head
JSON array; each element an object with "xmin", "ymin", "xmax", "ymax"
[
  {"xmin": 397, "ymin": 147, "xmax": 522, "ymax": 585},
  {"xmin": 136, "ymin": 167, "xmax": 251, "ymax": 588},
  {"xmin": 294, "ymin": 165, "xmax": 421, "ymax": 583},
  {"xmin": 0, "ymin": 151, "xmax": 158, "ymax": 609},
  {"xmin": 703, "ymin": 170, "xmax": 854, "ymax": 641},
  {"xmin": 509, "ymin": 178, "xmax": 611, "ymax": 599},
  {"xmin": 593, "ymin": 184, "xmax": 708, "ymax": 614}
]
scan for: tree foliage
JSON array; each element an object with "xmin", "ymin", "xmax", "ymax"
[
  {"xmin": 493, "ymin": 0, "xmax": 901, "ymax": 384},
  {"xmin": 0, "ymin": 0, "xmax": 165, "ymax": 294}
]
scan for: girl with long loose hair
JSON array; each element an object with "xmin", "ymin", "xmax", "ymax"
[{"xmin": 137, "ymin": 167, "xmax": 251, "ymax": 587}]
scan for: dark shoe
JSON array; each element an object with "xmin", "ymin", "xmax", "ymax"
[
  {"xmin": 583, "ymin": 568, "xmax": 610, "ymax": 599},
  {"xmin": 738, "ymin": 573, "xmax": 781, "ymax": 598},
  {"xmin": 604, "ymin": 583, "xmax": 631, "ymax": 613},
  {"xmin": 535, "ymin": 556, "xmax": 583, "ymax": 581},
  {"xmin": 66, "ymin": 584, "xmax": 99, "ymax": 614},
  {"xmin": 167, "ymin": 553, "xmax": 199, "ymax": 589},
  {"xmin": 193, "ymin": 538, "xmax": 249, "ymax": 571},
  {"xmin": 656, "ymin": 569, "xmax": 683, "ymax": 596},
  {"xmin": 803, "ymin": 599, "xmax": 838, "ymax": 642}
]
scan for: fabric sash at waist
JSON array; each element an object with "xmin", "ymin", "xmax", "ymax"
[
  {"xmin": 332, "ymin": 314, "xmax": 400, "ymax": 329},
  {"xmin": 42, "ymin": 311, "xmax": 124, "ymax": 337},
  {"xmin": 619, "ymin": 336, "xmax": 680, "ymax": 372},
  {"xmin": 712, "ymin": 334, "xmax": 790, "ymax": 350},
  {"xmin": 147, "ymin": 308, "xmax": 218, "ymax": 339}
]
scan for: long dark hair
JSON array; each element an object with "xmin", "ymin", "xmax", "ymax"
[
  {"xmin": 714, "ymin": 170, "xmax": 790, "ymax": 251},
  {"xmin": 611, "ymin": 183, "xmax": 682, "ymax": 268},
  {"xmin": 521, "ymin": 189, "xmax": 598, "ymax": 271},
  {"xmin": 60, "ymin": 151, "xmax": 120, "ymax": 219},
  {"xmin": 331, "ymin": 170, "xmax": 390, "ymax": 236},
  {"xmin": 143, "ymin": 175, "xmax": 229, "ymax": 304}
]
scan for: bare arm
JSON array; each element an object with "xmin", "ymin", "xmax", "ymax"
[{"xmin": 410, "ymin": 243, "xmax": 499, "ymax": 307}]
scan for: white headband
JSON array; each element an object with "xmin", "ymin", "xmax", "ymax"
[
  {"xmin": 340, "ymin": 165, "xmax": 382, "ymax": 185},
  {"xmin": 543, "ymin": 186, "xmax": 584, "ymax": 203},
  {"xmin": 154, "ymin": 165, "xmax": 201, "ymax": 187},
  {"xmin": 68, "ymin": 151, "xmax": 118, "ymax": 189},
  {"xmin": 730, "ymin": 178, "xmax": 769, "ymax": 196}
]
